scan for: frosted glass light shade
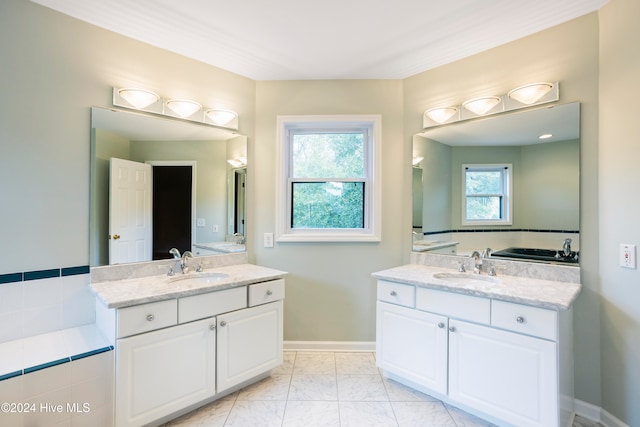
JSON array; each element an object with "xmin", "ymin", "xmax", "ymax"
[
  {"xmin": 462, "ymin": 96, "xmax": 501, "ymax": 115},
  {"xmin": 166, "ymin": 99, "xmax": 202, "ymax": 118},
  {"xmin": 206, "ymin": 109, "xmax": 238, "ymax": 126},
  {"xmin": 425, "ymin": 107, "xmax": 457, "ymax": 124},
  {"xmin": 508, "ymin": 83, "xmax": 553, "ymax": 105},
  {"xmin": 118, "ymin": 88, "xmax": 159, "ymax": 109}
]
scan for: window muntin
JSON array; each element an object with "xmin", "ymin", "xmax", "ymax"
[
  {"xmin": 276, "ymin": 115, "xmax": 381, "ymax": 242},
  {"xmin": 462, "ymin": 164, "xmax": 512, "ymax": 225}
]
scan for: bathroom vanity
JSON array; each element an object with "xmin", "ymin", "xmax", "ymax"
[
  {"xmin": 91, "ymin": 262, "xmax": 286, "ymax": 427},
  {"xmin": 373, "ymin": 255, "xmax": 581, "ymax": 427}
]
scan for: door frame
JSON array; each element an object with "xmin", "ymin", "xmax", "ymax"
[{"xmin": 146, "ymin": 160, "xmax": 197, "ymax": 253}]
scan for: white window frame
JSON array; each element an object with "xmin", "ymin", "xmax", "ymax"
[
  {"xmin": 462, "ymin": 164, "xmax": 512, "ymax": 226},
  {"xmin": 276, "ymin": 115, "xmax": 381, "ymax": 242}
]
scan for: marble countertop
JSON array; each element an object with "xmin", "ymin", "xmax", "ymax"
[
  {"xmin": 91, "ymin": 263, "xmax": 287, "ymax": 309},
  {"xmin": 194, "ymin": 242, "xmax": 246, "ymax": 253},
  {"xmin": 412, "ymin": 240, "xmax": 459, "ymax": 253},
  {"xmin": 372, "ymin": 264, "xmax": 581, "ymax": 310}
]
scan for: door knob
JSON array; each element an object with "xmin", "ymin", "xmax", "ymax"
[{"xmin": 113, "ymin": 234, "xmax": 121, "ymax": 240}]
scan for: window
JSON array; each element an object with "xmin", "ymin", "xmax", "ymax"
[
  {"xmin": 276, "ymin": 115, "xmax": 381, "ymax": 242},
  {"xmin": 462, "ymin": 164, "xmax": 512, "ymax": 225}
]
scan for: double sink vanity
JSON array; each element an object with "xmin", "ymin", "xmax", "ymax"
[
  {"xmin": 90, "ymin": 255, "xmax": 287, "ymax": 427},
  {"xmin": 373, "ymin": 252, "xmax": 581, "ymax": 427}
]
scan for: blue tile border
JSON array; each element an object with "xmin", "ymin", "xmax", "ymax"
[
  {"xmin": 23, "ymin": 357, "xmax": 70, "ymax": 374},
  {"xmin": 0, "ymin": 346, "xmax": 114, "ymax": 381},
  {"xmin": 24, "ymin": 269, "xmax": 60, "ymax": 281},
  {"xmin": 0, "ymin": 370, "xmax": 22, "ymax": 381},
  {"xmin": 62, "ymin": 265, "xmax": 90, "ymax": 277},
  {"xmin": 422, "ymin": 228, "xmax": 579, "ymax": 236},
  {"xmin": 70, "ymin": 345, "xmax": 114, "ymax": 361},
  {"xmin": 0, "ymin": 272, "xmax": 22, "ymax": 285},
  {"xmin": 0, "ymin": 265, "xmax": 90, "ymax": 285}
]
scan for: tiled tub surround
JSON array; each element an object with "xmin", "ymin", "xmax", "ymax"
[
  {"xmin": 416, "ymin": 230, "xmax": 580, "ymax": 257},
  {"xmin": 373, "ymin": 253, "xmax": 581, "ymax": 427},
  {"xmin": 0, "ymin": 267, "xmax": 113, "ymax": 426}
]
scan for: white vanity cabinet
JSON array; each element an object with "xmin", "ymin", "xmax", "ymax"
[
  {"xmin": 115, "ymin": 317, "xmax": 216, "ymax": 427},
  {"xmin": 376, "ymin": 279, "xmax": 572, "ymax": 427},
  {"xmin": 110, "ymin": 279, "xmax": 285, "ymax": 427}
]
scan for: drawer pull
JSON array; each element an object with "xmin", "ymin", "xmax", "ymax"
[
  {"xmin": 146, "ymin": 314, "xmax": 155, "ymax": 322},
  {"xmin": 266, "ymin": 290, "xmax": 273, "ymax": 296},
  {"xmin": 448, "ymin": 326, "xmax": 456, "ymax": 333},
  {"xmin": 516, "ymin": 316, "xmax": 525, "ymax": 324},
  {"xmin": 209, "ymin": 323, "xmax": 216, "ymax": 330},
  {"xmin": 438, "ymin": 322, "xmax": 445, "ymax": 329},
  {"xmin": 220, "ymin": 320, "xmax": 227, "ymax": 327},
  {"xmin": 390, "ymin": 291, "xmax": 397, "ymax": 296}
]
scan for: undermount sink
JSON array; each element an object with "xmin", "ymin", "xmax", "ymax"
[
  {"xmin": 169, "ymin": 272, "xmax": 230, "ymax": 286},
  {"xmin": 433, "ymin": 272, "xmax": 498, "ymax": 285}
]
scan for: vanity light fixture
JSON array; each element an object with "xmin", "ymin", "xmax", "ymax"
[
  {"xmin": 462, "ymin": 96, "xmax": 502, "ymax": 116},
  {"xmin": 117, "ymin": 88, "xmax": 160, "ymax": 109},
  {"xmin": 423, "ymin": 82, "xmax": 559, "ymax": 129},
  {"xmin": 206, "ymin": 109, "xmax": 238, "ymax": 126},
  {"xmin": 165, "ymin": 99, "xmax": 202, "ymax": 118},
  {"xmin": 539, "ymin": 133, "xmax": 553, "ymax": 140},
  {"xmin": 112, "ymin": 87, "xmax": 239, "ymax": 130},
  {"xmin": 508, "ymin": 82, "xmax": 554, "ymax": 105},
  {"xmin": 424, "ymin": 107, "xmax": 458, "ymax": 124}
]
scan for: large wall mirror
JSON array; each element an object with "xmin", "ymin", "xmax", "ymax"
[
  {"xmin": 413, "ymin": 102, "xmax": 580, "ymax": 265},
  {"xmin": 89, "ymin": 106, "xmax": 247, "ymax": 266}
]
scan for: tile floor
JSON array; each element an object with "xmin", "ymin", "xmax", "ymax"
[{"xmin": 163, "ymin": 351, "xmax": 604, "ymax": 427}]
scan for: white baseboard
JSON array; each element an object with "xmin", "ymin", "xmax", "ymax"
[
  {"xmin": 574, "ymin": 399, "xmax": 629, "ymax": 427},
  {"xmin": 284, "ymin": 340, "xmax": 376, "ymax": 352}
]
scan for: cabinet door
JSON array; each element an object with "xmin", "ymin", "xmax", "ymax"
[
  {"xmin": 217, "ymin": 300, "xmax": 283, "ymax": 392},
  {"xmin": 376, "ymin": 301, "xmax": 448, "ymax": 395},
  {"xmin": 448, "ymin": 319, "xmax": 557, "ymax": 427},
  {"xmin": 115, "ymin": 317, "xmax": 216, "ymax": 427}
]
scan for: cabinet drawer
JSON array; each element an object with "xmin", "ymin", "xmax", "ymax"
[
  {"xmin": 117, "ymin": 299, "xmax": 177, "ymax": 338},
  {"xmin": 249, "ymin": 279, "xmax": 285, "ymax": 307},
  {"xmin": 491, "ymin": 300, "xmax": 558, "ymax": 341},
  {"xmin": 179, "ymin": 286, "xmax": 247, "ymax": 323},
  {"xmin": 377, "ymin": 280, "xmax": 415, "ymax": 308},
  {"xmin": 416, "ymin": 288, "xmax": 490, "ymax": 324}
]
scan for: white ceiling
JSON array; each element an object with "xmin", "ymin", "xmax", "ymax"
[{"xmin": 31, "ymin": 0, "xmax": 607, "ymax": 80}]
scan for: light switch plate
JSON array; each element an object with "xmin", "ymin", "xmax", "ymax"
[
  {"xmin": 620, "ymin": 244, "xmax": 637, "ymax": 269},
  {"xmin": 264, "ymin": 232, "xmax": 274, "ymax": 248}
]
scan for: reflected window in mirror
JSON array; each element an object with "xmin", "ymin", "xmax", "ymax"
[{"xmin": 463, "ymin": 164, "xmax": 512, "ymax": 225}]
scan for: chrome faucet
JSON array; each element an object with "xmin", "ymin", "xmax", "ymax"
[
  {"xmin": 470, "ymin": 250, "xmax": 482, "ymax": 274},
  {"xmin": 481, "ymin": 248, "xmax": 492, "ymax": 258},
  {"xmin": 180, "ymin": 251, "xmax": 194, "ymax": 274},
  {"xmin": 233, "ymin": 233, "xmax": 245, "ymax": 244},
  {"xmin": 562, "ymin": 238, "xmax": 572, "ymax": 257}
]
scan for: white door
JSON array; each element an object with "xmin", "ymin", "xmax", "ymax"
[
  {"xmin": 109, "ymin": 158, "xmax": 152, "ymax": 264},
  {"xmin": 376, "ymin": 301, "xmax": 448, "ymax": 394},
  {"xmin": 448, "ymin": 319, "xmax": 558, "ymax": 427},
  {"xmin": 115, "ymin": 317, "xmax": 217, "ymax": 427},
  {"xmin": 217, "ymin": 301, "xmax": 283, "ymax": 392}
]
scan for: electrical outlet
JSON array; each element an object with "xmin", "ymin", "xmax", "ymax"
[
  {"xmin": 264, "ymin": 232, "xmax": 274, "ymax": 248},
  {"xmin": 212, "ymin": 224, "xmax": 219, "ymax": 233},
  {"xmin": 620, "ymin": 244, "xmax": 637, "ymax": 269}
]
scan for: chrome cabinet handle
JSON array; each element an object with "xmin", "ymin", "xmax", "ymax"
[
  {"xmin": 210, "ymin": 323, "xmax": 216, "ymax": 330},
  {"xmin": 390, "ymin": 291, "xmax": 397, "ymax": 296},
  {"xmin": 449, "ymin": 326, "xmax": 456, "ymax": 332},
  {"xmin": 146, "ymin": 314, "xmax": 154, "ymax": 322},
  {"xmin": 266, "ymin": 290, "xmax": 273, "ymax": 296},
  {"xmin": 438, "ymin": 322, "xmax": 445, "ymax": 329},
  {"xmin": 516, "ymin": 316, "xmax": 525, "ymax": 324},
  {"xmin": 220, "ymin": 320, "xmax": 227, "ymax": 327}
]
